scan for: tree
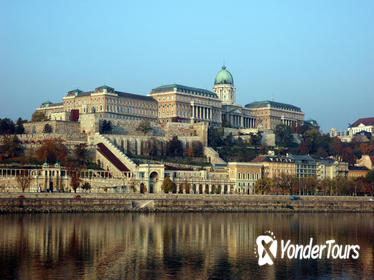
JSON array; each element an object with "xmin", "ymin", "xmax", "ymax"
[
  {"xmin": 328, "ymin": 137, "xmax": 343, "ymax": 156},
  {"xmin": 340, "ymin": 147, "xmax": 355, "ymax": 165},
  {"xmin": 208, "ymin": 127, "xmax": 224, "ymax": 148},
  {"xmin": 31, "ymin": 111, "xmax": 47, "ymax": 122},
  {"xmin": 161, "ymin": 177, "xmax": 176, "ymax": 193},
  {"xmin": 254, "ymin": 177, "xmax": 274, "ymax": 194},
  {"xmin": 191, "ymin": 141, "xmax": 203, "ymax": 157},
  {"xmin": 136, "ymin": 120, "xmax": 153, "ymax": 135},
  {"xmin": 68, "ymin": 168, "xmax": 81, "ymax": 193},
  {"xmin": 297, "ymin": 142, "xmax": 309, "ymax": 155},
  {"xmin": 16, "ymin": 170, "xmax": 32, "ymax": 192},
  {"xmin": 100, "ymin": 120, "xmax": 112, "ymax": 134},
  {"xmin": 43, "ymin": 124, "xmax": 53, "ymax": 133},
  {"xmin": 0, "ymin": 118, "xmax": 15, "ymax": 135},
  {"xmin": 250, "ymin": 132, "xmax": 262, "ymax": 146},
  {"xmin": 259, "ymin": 144, "xmax": 269, "ymax": 155},
  {"xmin": 274, "ymin": 124, "xmax": 292, "ymax": 147},
  {"xmin": 366, "ymin": 169, "xmax": 374, "ymax": 196},
  {"xmin": 15, "ymin": 117, "xmax": 25, "ymax": 134},
  {"xmin": 167, "ymin": 136, "xmax": 183, "ymax": 157},
  {"xmin": 73, "ymin": 143, "xmax": 87, "ymax": 166},
  {"xmin": 35, "ymin": 139, "xmax": 68, "ymax": 164},
  {"xmin": 0, "ymin": 135, "xmax": 22, "ymax": 159},
  {"xmin": 278, "ymin": 174, "xmax": 298, "ymax": 195},
  {"xmin": 303, "ymin": 128, "xmax": 322, "ymax": 154}
]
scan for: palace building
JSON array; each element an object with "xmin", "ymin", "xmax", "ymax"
[
  {"xmin": 212, "ymin": 66, "xmax": 256, "ymax": 129},
  {"xmin": 63, "ymin": 85, "xmax": 158, "ymax": 121},
  {"xmin": 149, "ymin": 84, "xmax": 222, "ymax": 126},
  {"xmin": 245, "ymin": 100, "xmax": 304, "ymax": 130},
  {"xmin": 34, "ymin": 65, "xmax": 304, "ymax": 132}
]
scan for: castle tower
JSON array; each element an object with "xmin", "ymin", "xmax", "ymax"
[{"xmin": 212, "ymin": 65, "xmax": 236, "ymax": 105}]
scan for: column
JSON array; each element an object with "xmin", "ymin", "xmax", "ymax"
[{"xmin": 209, "ymin": 184, "xmax": 212, "ymax": 194}]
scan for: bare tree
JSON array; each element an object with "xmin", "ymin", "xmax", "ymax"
[{"xmin": 16, "ymin": 170, "xmax": 32, "ymax": 192}]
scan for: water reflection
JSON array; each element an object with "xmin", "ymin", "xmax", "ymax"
[{"xmin": 0, "ymin": 213, "xmax": 373, "ymax": 279}]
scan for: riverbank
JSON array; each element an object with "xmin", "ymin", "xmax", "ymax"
[{"xmin": 0, "ymin": 193, "xmax": 373, "ymax": 213}]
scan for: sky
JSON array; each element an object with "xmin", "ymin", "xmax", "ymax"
[{"xmin": 1, "ymin": 0, "xmax": 373, "ymax": 132}]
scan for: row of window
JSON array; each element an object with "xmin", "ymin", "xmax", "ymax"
[
  {"xmin": 237, "ymin": 172, "xmax": 261, "ymax": 180},
  {"xmin": 65, "ymin": 98, "xmax": 157, "ymax": 109}
]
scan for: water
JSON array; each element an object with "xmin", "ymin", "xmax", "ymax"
[{"xmin": 0, "ymin": 213, "xmax": 372, "ymax": 280}]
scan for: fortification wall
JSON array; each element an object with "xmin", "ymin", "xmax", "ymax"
[{"xmin": 24, "ymin": 121, "xmax": 81, "ymax": 135}]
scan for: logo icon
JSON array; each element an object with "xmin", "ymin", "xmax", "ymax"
[{"xmin": 255, "ymin": 231, "xmax": 277, "ymax": 266}]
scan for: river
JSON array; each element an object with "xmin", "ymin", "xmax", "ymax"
[{"xmin": 0, "ymin": 213, "xmax": 373, "ymax": 279}]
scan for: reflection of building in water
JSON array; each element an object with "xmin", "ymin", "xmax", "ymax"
[{"xmin": 0, "ymin": 213, "xmax": 372, "ymax": 279}]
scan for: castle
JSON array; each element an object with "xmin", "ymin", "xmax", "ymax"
[
  {"xmin": 8, "ymin": 66, "xmax": 308, "ymax": 194},
  {"xmin": 35, "ymin": 65, "xmax": 304, "ymax": 132}
]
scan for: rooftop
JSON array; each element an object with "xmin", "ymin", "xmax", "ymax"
[
  {"xmin": 214, "ymin": 65, "xmax": 234, "ymax": 85},
  {"xmin": 151, "ymin": 84, "xmax": 218, "ymax": 99},
  {"xmin": 251, "ymin": 155, "xmax": 295, "ymax": 163},
  {"xmin": 40, "ymin": 101, "xmax": 63, "ymax": 108},
  {"xmin": 245, "ymin": 100, "xmax": 302, "ymax": 112},
  {"xmin": 350, "ymin": 117, "xmax": 374, "ymax": 127},
  {"xmin": 66, "ymin": 86, "xmax": 155, "ymax": 102}
]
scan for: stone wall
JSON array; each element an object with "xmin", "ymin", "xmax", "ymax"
[
  {"xmin": 79, "ymin": 113, "xmax": 164, "ymax": 136},
  {"xmin": 24, "ymin": 120, "xmax": 81, "ymax": 135},
  {"xmin": 163, "ymin": 122, "xmax": 208, "ymax": 145},
  {"xmin": 0, "ymin": 194, "xmax": 373, "ymax": 213}
]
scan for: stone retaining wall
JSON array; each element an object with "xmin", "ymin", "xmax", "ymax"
[{"xmin": 0, "ymin": 194, "xmax": 373, "ymax": 213}]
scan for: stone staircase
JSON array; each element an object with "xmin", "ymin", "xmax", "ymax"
[
  {"xmin": 94, "ymin": 133, "xmax": 138, "ymax": 175},
  {"xmin": 204, "ymin": 146, "xmax": 226, "ymax": 165}
]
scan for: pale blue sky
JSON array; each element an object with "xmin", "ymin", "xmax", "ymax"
[{"xmin": 1, "ymin": 0, "xmax": 373, "ymax": 131}]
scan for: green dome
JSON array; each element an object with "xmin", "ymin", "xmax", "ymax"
[{"xmin": 214, "ymin": 65, "xmax": 234, "ymax": 85}]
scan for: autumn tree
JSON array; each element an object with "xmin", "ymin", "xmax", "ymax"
[
  {"xmin": 254, "ymin": 177, "xmax": 274, "ymax": 194},
  {"xmin": 278, "ymin": 174, "xmax": 298, "ymax": 195},
  {"xmin": 161, "ymin": 177, "xmax": 176, "ymax": 193},
  {"xmin": 35, "ymin": 139, "xmax": 68, "ymax": 164},
  {"xmin": 340, "ymin": 147, "xmax": 355, "ymax": 165},
  {"xmin": 0, "ymin": 135, "xmax": 22, "ymax": 160},
  {"xmin": 68, "ymin": 168, "xmax": 81, "ymax": 193},
  {"xmin": 31, "ymin": 111, "xmax": 47, "ymax": 122},
  {"xmin": 366, "ymin": 169, "xmax": 374, "ymax": 196}
]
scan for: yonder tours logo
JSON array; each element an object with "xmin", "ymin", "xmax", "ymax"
[{"xmin": 255, "ymin": 231, "xmax": 360, "ymax": 266}]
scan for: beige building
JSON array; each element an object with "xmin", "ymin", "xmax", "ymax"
[
  {"xmin": 317, "ymin": 160, "xmax": 349, "ymax": 180},
  {"xmin": 149, "ymin": 84, "xmax": 222, "ymax": 125},
  {"xmin": 245, "ymin": 101, "xmax": 304, "ymax": 130},
  {"xmin": 228, "ymin": 162, "xmax": 263, "ymax": 194},
  {"xmin": 251, "ymin": 155, "xmax": 296, "ymax": 178},
  {"xmin": 36, "ymin": 101, "xmax": 64, "ymax": 120},
  {"xmin": 63, "ymin": 85, "xmax": 158, "ymax": 121}
]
